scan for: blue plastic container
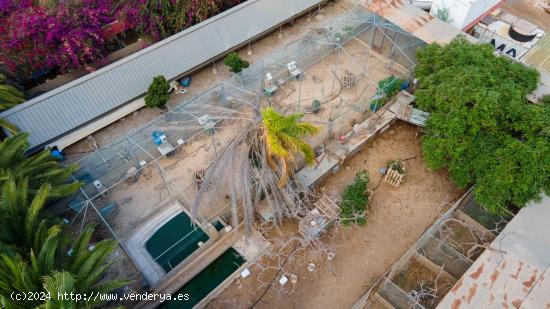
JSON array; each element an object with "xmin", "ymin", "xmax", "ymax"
[
  {"xmin": 180, "ymin": 77, "xmax": 192, "ymax": 87},
  {"xmin": 152, "ymin": 131, "xmax": 165, "ymax": 145},
  {"xmin": 50, "ymin": 149, "xmax": 65, "ymax": 161}
]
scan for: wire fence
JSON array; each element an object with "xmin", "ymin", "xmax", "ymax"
[
  {"xmin": 357, "ymin": 189, "xmax": 511, "ymax": 309},
  {"xmin": 53, "ymin": 6, "xmax": 428, "ymax": 297}
]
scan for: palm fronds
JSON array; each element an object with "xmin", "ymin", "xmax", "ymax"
[
  {"xmin": 0, "ymin": 133, "xmax": 80, "ymax": 199},
  {"xmin": 261, "ymin": 108, "xmax": 319, "ymax": 187},
  {"xmin": 0, "ymin": 83, "xmax": 25, "ymax": 112}
]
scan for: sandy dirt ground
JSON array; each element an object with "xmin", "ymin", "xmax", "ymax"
[
  {"xmin": 207, "ymin": 122, "xmax": 463, "ymax": 309},
  {"xmin": 66, "ymin": 1, "xmax": 412, "ymax": 244},
  {"xmin": 271, "ymin": 37, "xmax": 409, "ymax": 148}
]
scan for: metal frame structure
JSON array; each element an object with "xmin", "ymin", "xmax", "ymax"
[{"xmin": 57, "ymin": 6, "xmax": 427, "ymax": 293}]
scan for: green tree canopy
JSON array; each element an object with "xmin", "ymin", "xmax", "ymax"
[
  {"xmin": 224, "ymin": 52, "xmax": 249, "ymax": 73},
  {"xmin": 145, "ymin": 75, "xmax": 170, "ymax": 109},
  {"xmin": 415, "ymin": 37, "xmax": 549, "ymax": 214}
]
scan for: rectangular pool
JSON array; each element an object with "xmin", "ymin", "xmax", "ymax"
[
  {"xmin": 160, "ymin": 247, "xmax": 246, "ymax": 308},
  {"xmin": 145, "ymin": 212, "xmax": 209, "ymax": 272}
]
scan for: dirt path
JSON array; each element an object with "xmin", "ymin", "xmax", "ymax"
[{"xmin": 207, "ymin": 122, "xmax": 463, "ymax": 309}]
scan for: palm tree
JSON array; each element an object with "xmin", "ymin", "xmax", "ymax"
[
  {"xmin": 63, "ymin": 227, "xmax": 130, "ymax": 303},
  {"xmin": 261, "ymin": 108, "xmax": 319, "ymax": 187},
  {"xmin": 0, "ymin": 118, "xmax": 18, "ymax": 135},
  {"xmin": 0, "ymin": 178, "xmax": 129, "ymax": 308},
  {"xmin": 0, "ymin": 226, "xmax": 130, "ymax": 309},
  {"xmin": 0, "ymin": 231, "xmax": 130, "ymax": 309},
  {"xmin": 0, "ymin": 179, "xmax": 63, "ymax": 308},
  {"xmin": 0, "ymin": 179, "xmax": 59, "ymax": 255},
  {"xmin": 0, "ymin": 82, "xmax": 25, "ymax": 111},
  {"xmin": 0, "ymin": 133, "xmax": 80, "ymax": 198}
]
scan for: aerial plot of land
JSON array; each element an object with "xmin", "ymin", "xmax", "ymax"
[{"xmin": 0, "ymin": 0, "xmax": 549, "ymax": 309}]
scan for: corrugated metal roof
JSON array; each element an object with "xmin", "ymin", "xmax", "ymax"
[
  {"xmin": 522, "ymin": 33, "xmax": 550, "ymax": 73},
  {"xmin": 0, "ymin": 0, "xmax": 323, "ymax": 150},
  {"xmin": 437, "ymin": 194, "xmax": 550, "ymax": 309}
]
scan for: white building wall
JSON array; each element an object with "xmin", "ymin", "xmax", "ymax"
[
  {"xmin": 430, "ymin": 0, "xmax": 501, "ymax": 30},
  {"xmin": 430, "ymin": 0, "xmax": 470, "ymax": 29}
]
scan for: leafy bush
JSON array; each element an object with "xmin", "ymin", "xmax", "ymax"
[
  {"xmin": 370, "ymin": 75, "xmax": 404, "ymax": 110},
  {"xmin": 224, "ymin": 52, "xmax": 249, "ymax": 73},
  {"xmin": 387, "ymin": 160, "xmax": 404, "ymax": 174},
  {"xmin": 311, "ymin": 99, "xmax": 321, "ymax": 113},
  {"xmin": 0, "ymin": 0, "xmax": 243, "ymax": 83},
  {"xmin": 145, "ymin": 75, "xmax": 170, "ymax": 108},
  {"xmin": 540, "ymin": 94, "xmax": 550, "ymax": 105},
  {"xmin": 434, "ymin": 7, "xmax": 451, "ymax": 23},
  {"xmin": 415, "ymin": 37, "xmax": 548, "ymax": 214},
  {"xmin": 340, "ymin": 170, "xmax": 369, "ymax": 226}
]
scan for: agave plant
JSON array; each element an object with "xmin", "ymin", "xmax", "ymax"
[{"xmin": 0, "ymin": 133, "xmax": 80, "ymax": 199}]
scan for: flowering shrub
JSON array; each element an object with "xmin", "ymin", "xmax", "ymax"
[
  {"xmin": 0, "ymin": 0, "xmax": 241, "ymax": 84},
  {"xmin": 137, "ymin": 0, "xmax": 241, "ymax": 41}
]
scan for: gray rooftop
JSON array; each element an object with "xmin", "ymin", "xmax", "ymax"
[{"xmin": 0, "ymin": 0, "xmax": 323, "ymax": 151}]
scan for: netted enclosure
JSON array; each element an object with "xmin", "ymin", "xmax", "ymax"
[{"xmin": 51, "ymin": 5, "xmax": 429, "ymax": 296}]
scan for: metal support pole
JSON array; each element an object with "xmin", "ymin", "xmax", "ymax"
[
  {"xmin": 156, "ymin": 161, "xmax": 174, "ymax": 200},
  {"xmin": 297, "ymin": 73, "xmax": 303, "ymax": 112},
  {"xmin": 221, "ymin": 82, "xmax": 227, "ymax": 106},
  {"xmin": 374, "ymin": 24, "xmax": 416, "ymax": 67},
  {"xmin": 387, "ymin": 30, "xmax": 397, "ymax": 70},
  {"xmin": 79, "ymin": 202, "xmax": 88, "ymax": 234},
  {"xmin": 331, "ymin": 45, "xmax": 340, "ymax": 94},
  {"xmin": 211, "ymin": 132, "xmax": 218, "ymax": 158}
]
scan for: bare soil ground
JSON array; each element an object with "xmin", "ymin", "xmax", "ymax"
[
  {"xmin": 207, "ymin": 122, "xmax": 463, "ymax": 309},
  {"xmin": 66, "ymin": 0, "xmax": 407, "ymax": 243},
  {"xmin": 391, "ymin": 257, "xmax": 455, "ymax": 309}
]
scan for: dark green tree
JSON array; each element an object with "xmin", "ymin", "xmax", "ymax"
[
  {"xmin": 224, "ymin": 52, "xmax": 249, "ymax": 73},
  {"xmin": 145, "ymin": 75, "xmax": 170, "ymax": 109},
  {"xmin": 414, "ymin": 37, "xmax": 549, "ymax": 214}
]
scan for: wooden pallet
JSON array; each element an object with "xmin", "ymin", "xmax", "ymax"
[{"xmin": 383, "ymin": 168, "xmax": 404, "ymax": 187}]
